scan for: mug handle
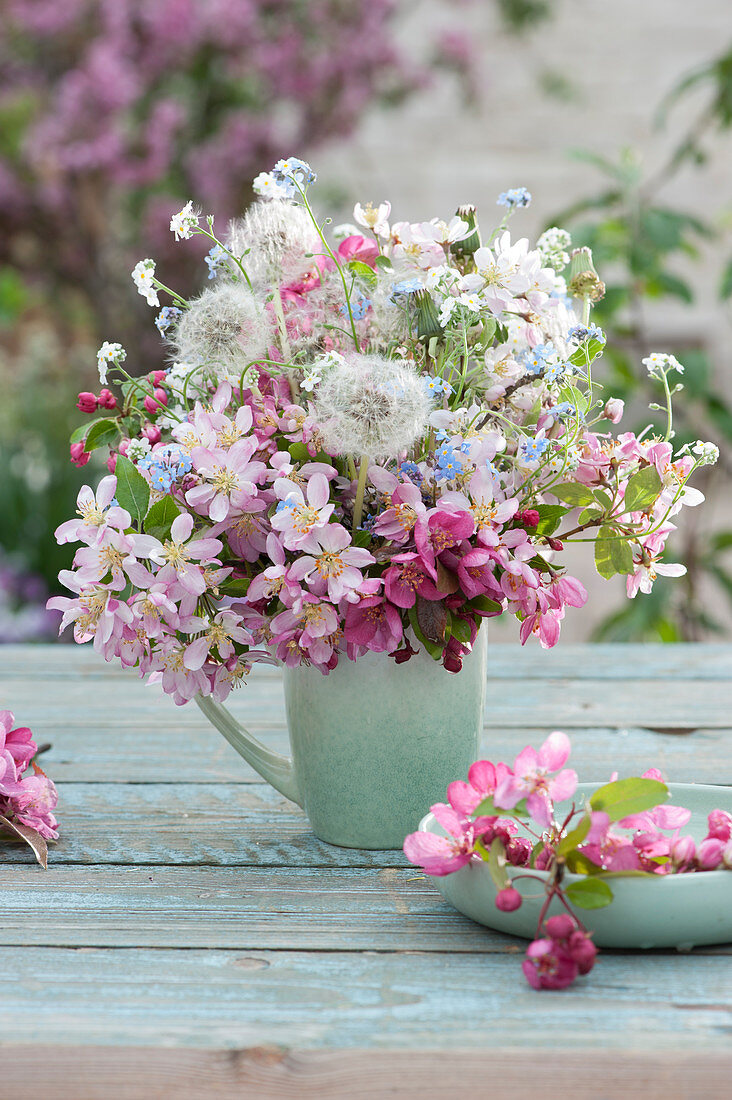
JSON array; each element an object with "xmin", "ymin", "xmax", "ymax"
[{"xmin": 195, "ymin": 694, "xmax": 302, "ymax": 807}]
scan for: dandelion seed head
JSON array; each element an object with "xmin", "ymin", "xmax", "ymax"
[
  {"xmin": 226, "ymin": 200, "xmax": 321, "ymax": 289},
  {"xmin": 169, "ymin": 282, "xmax": 272, "ymax": 381}
]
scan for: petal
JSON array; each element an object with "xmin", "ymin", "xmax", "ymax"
[
  {"xmin": 538, "ymin": 731, "xmax": 571, "ymax": 772},
  {"xmin": 171, "ymin": 512, "xmax": 194, "ymax": 542}
]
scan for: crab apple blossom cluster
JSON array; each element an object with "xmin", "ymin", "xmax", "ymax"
[
  {"xmin": 404, "ymin": 732, "xmax": 731, "ymax": 991},
  {"xmin": 51, "ymin": 160, "xmax": 714, "ymax": 703},
  {"xmin": 0, "ymin": 710, "xmax": 59, "ymax": 863}
]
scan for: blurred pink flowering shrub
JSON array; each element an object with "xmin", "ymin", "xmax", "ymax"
[
  {"xmin": 0, "ymin": 709, "xmax": 58, "ymax": 867},
  {"xmin": 404, "ymin": 732, "xmax": 732, "ymax": 990}
]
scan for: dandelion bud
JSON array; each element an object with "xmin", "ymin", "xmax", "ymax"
[
  {"xmin": 603, "ymin": 398, "xmax": 624, "ymax": 423},
  {"xmin": 495, "ymin": 886, "xmax": 522, "ymax": 912},
  {"xmin": 568, "ymin": 247, "xmax": 605, "ymax": 302},
  {"xmin": 76, "ymin": 392, "xmax": 98, "ymax": 414},
  {"xmin": 69, "ymin": 442, "xmax": 90, "ymax": 467},
  {"xmin": 414, "ymin": 290, "xmax": 442, "ymax": 340},
  {"xmin": 451, "ymin": 205, "xmax": 481, "ymax": 257}
]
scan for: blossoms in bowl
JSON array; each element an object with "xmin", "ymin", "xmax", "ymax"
[
  {"xmin": 50, "ymin": 157, "xmax": 717, "ymax": 704},
  {"xmin": 0, "ymin": 710, "xmax": 58, "ymax": 866},
  {"xmin": 405, "ymin": 733, "xmax": 732, "ymax": 989}
]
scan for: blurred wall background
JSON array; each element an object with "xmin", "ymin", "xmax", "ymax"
[{"xmin": 1, "ymin": 0, "xmax": 730, "ymax": 643}]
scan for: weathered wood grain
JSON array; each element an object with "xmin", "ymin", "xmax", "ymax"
[
  {"xmin": 3, "ymin": 947, "xmax": 731, "ymax": 1051},
  {"xmin": 2, "ymin": 1046, "xmax": 731, "ymax": 1100},
  {"xmin": 3, "ymin": 864, "xmax": 730, "ymax": 954},
  {"xmin": 15, "ymin": 722, "xmax": 732, "ymax": 784},
  {"xmin": 6, "ymin": 669, "xmax": 731, "ymax": 730},
  {"xmin": 5, "ymin": 642, "xmax": 731, "ymax": 679},
  {"xmin": 2, "ymin": 771, "xmax": 731, "ymax": 868},
  {"xmin": 0, "ymin": 864, "xmax": 524, "ymax": 951}
]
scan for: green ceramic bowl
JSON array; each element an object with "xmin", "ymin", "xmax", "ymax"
[{"xmin": 418, "ymin": 782, "xmax": 732, "ymax": 949}]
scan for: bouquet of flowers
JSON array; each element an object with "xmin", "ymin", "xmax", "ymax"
[{"xmin": 50, "ymin": 158, "xmax": 717, "ymax": 703}]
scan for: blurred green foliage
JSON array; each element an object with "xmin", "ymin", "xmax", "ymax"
[{"xmin": 550, "ymin": 46, "xmax": 732, "ymax": 640}]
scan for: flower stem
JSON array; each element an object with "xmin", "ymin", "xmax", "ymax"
[
  {"xmin": 352, "ymin": 456, "xmax": 369, "ymax": 534},
  {"xmin": 271, "ymin": 288, "xmax": 300, "ymax": 402}
]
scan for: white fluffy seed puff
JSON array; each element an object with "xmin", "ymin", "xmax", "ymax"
[
  {"xmin": 311, "ymin": 353, "xmax": 431, "ymax": 460},
  {"xmin": 226, "ymin": 200, "xmax": 322, "ymax": 289},
  {"xmin": 169, "ymin": 283, "xmax": 272, "ymax": 379}
]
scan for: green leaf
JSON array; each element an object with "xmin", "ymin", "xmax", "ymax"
[
  {"xmin": 624, "ymin": 466, "xmax": 663, "ymax": 512},
  {"xmin": 595, "ymin": 525, "xmax": 634, "ymax": 579},
  {"xmin": 532, "ymin": 504, "xmax": 568, "ymax": 536},
  {"xmin": 556, "ymin": 815, "xmax": 591, "ymax": 858},
  {"xmin": 720, "ymin": 258, "xmax": 732, "ymax": 301},
  {"xmin": 578, "ymin": 505, "xmax": 602, "ymax": 525},
  {"xmin": 114, "ymin": 454, "xmax": 150, "ymax": 528},
  {"xmin": 374, "ymin": 255, "xmax": 393, "ymax": 272},
  {"xmin": 551, "ymin": 483, "xmax": 595, "ymax": 507},
  {"xmin": 565, "ymin": 850, "xmax": 603, "ymax": 875},
  {"xmin": 288, "ymin": 442, "xmax": 310, "ymax": 463},
  {"xmin": 589, "ymin": 776, "xmax": 669, "ymax": 822},
  {"xmin": 447, "ymin": 614, "xmax": 473, "ymax": 645},
  {"xmin": 143, "ymin": 496, "xmax": 181, "ymax": 541},
  {"xmin": 70, "ymin": 423, "xmax": 90, "ymax": 445},
  {"xmin": 485, "ymin": 837, "xmax": 511, "ymax": 892},
  {"xmin": 347, "ymin": 260, "xmax": 377, "ymax": 289},
  {"xmin": 83, "ymin": 417, "xmax": 120, "ymax": 452},
  {"xmin": 468, "ymin": 594, "xmax": 502, "ymax": 615},
  {"xmin": 592, "ymin": 489, "xmax": 613, "ymax": 510},
  {"xmin": 565, "ymin": 877, "xmax": 613, "ymax": 910},
  {"xmin": 219, "ymin": 577, "xmax": 251, "ymax": 597}
]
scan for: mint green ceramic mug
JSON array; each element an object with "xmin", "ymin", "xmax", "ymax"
[{"xmin": 195, "ymin": 626, "xmax": 487, "ymax": 849}]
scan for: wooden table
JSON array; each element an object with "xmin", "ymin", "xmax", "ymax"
[{"xmin": 2, "ymin": 643, "xmax": 731, "ymax": 1099}]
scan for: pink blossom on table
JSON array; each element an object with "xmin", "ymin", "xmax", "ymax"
[
  {"xmin": 383, "ymin": 552, "xmax": 443, "ymax": 608},
  {"xmin": 494, "ymin": 731, "xmax": 577, "ymax": 829},
  {"xmin": 186, "ymin": 437, "xmax": 266, "ymax": 522},
  {"xmin": 11, "ymin": 767, "xmax": 59, "ymax": 840},
  {"xmin": 1, "ymin": 710, "xmax": 36, "ymax": 775},
  {"xmin": 522, "ymin": 937, "xmax": 579, "ymax": 990},
  {"xmin": 342, "ymin": 580, "xmax": 403, "ymax": 653},
  {"xmin": 270, "ymin": 473, "xmax": 334, "ymax": 550},
  {"xmin": 403, "ymin": 802, "xmax": 483, "ymax": 876},
  {"xmin": 289, "ymin": 524, "xmax": 374, "ymax": 602},
  {"xmin": 132, "ymin": 512, "xmax": 223, "ymax": 596}
]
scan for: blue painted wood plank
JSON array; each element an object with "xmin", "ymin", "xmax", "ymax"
[{"xmin": 2, "ymin": 947, "xmax": 730, "ymax": 1052}]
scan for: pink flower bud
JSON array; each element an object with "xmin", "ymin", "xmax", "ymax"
[
  {"xmin": 149, "ymin": 370, "xmax": 168, "ymax": 386},
  {"xmin": 706, "ymin": 809, "xmax": 732, "ymax": 843},
  {"xmin": 603, "ymin": 398, "xmax": 624, "ymax": 423},
  {"xmin": 154, "ymin": 387, "xmax": 168, "ymax": 407},
  {"xmin": 723, "ymin": 842, "xmax": 732, "ymax": 871},
  {"xmin": 697, "ymin": 837, "xmax": 724, "ymax": 871},
  {"xmin": 567, "ymin": 930, "xmax": 597, "ymax": 975},
  {"xmin": 670, "ymin": 835, "xmax": 696, "ymax": 867},
  {"xmin": 142, "ymin": 423, "xmax": 161, "ymax": 444},
  {"xmin": 547, "ymin": 537, "xmax": 564, "ymax": 551},
  {"xmin": 495, "ymin": 886, "xmax": 522, "ymax": 912},
  {"xmin": 506, "ymin": 836, "xmax": 532, "ymax": 866},
  {"xmin": 69, "ymin": 441, "xmax": 90, "ymax": 467},
  {"xmin": 106, "ymin": 453, "xmax": 117, "ymax": 473},
  {"xmin": 97, "ymin": 388, "xmax": 117, "ymax": 410},
  {"xmin": 118, "ymin": 438, "xmax": 131, "ymax": 456},
  {"xmin": 76, "ymin": 391, "xmax": 97, "ymax": 414},
  {"xmin": 517, "ymin": 509, "xmax": 540, "ymax": 528},
  {"xmin": 545, "ymin": 914, "xmax": 575, "ymax": 941}
]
